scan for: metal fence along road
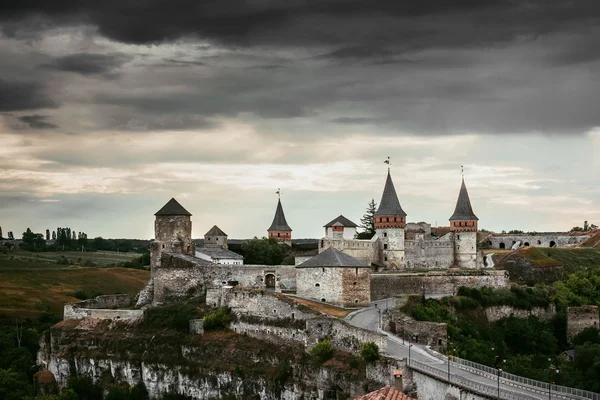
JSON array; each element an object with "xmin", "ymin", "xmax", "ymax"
[
  {"xmin": 408, "ymin": 358, "xmax": 540, "ymax": 400},
  {"xmin": 451, "ymin": 356, "xmax": 600, "ymax": 400}
]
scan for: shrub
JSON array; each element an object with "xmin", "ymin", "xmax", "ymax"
[
  {"xmin": 130, "ymin": 381, "xmax": 149, "ymax": 400},
  {"xmin": 143, "ymin": 302, "xmax": 204, "ymax": 332},
  {"xmin": 360, "ymin": 342, "xmax": 380, "ymax": 363},
  {"xmin": 311, "ymin": 340, "xmax": 333, "ymax": 364},
  {"xmin": 202, "ymin": 308, "xmax": 231, "ymax": 331},
  {"xmin": 66, "ymin": 376, "xmax": 103, "ymax": 400}
]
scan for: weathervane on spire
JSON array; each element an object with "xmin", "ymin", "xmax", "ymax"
[
  {"xmin": 461, "ymin": 165, "xmax": 464, "ymax": 179},
  {"xmin": 384, "ymin": 156, "xmax": 391, "ymax": 171},
  {"xmin": 276, "ymin": 188, "xmax": 281, "ymax": 199}
]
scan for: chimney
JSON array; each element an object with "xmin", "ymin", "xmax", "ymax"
[{"xmin": 393, "ymin": 370, "xmax": 403, "ymax": 392}]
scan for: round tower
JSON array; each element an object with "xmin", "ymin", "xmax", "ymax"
[
  {"xmin": 449, "ymin": 177, "xmax": 479, "ymax": 269},
  {"xmin": 150, "ymin": 198, "xmax": 194, "ymax": 274},
  {"xmin": 375, "ymin": 170, "xmax": 407, "ymax": 269},
  {"xmin": 267, "ymin": 195, "xmax": 292, "ymax": 244}
]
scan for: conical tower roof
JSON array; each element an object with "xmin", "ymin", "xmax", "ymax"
[
  {"xmin": 155, "ymin": 198, "xmax": 192, "ymax": 216},
  {"xmin": 449, "ymin": 179, "xmax": 478, "ymax": 221},
  {"xmin": 268, "ymin": 199, "xmax": 292, "ymax": 231},
  {"xmin": 375, "ymin": 171, "xmax": 407, "ymax": 217}
]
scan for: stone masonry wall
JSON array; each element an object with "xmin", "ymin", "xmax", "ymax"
[
  {"xmin": 484, "ymin": 304, "xmax": 556, "ymax": 323},
  {"xmin": 404, "ymin": 238, "xmax": 454, "ymax": 270},
  {"xmin": 306, "ymin": 318, "xmax": 388, "ymax": 354},
  {"xmin": 370, "ymin": 270, "xmax": 509, "ymax": 300},
  {"xmin": 487, "ymin": 234, "xmax": 589, "ymax": 249},
  {"xmin": 296, "ymin": 267, "xmax": 343, "ymax": 305},
  {"xmin": 567, "ymin": 305, "xmax": 599, "ymax": 339},
  {"xmin": 341, "ymin": 267, "xmax": 371, "ymax": 306},
  {"xmin": 319, "ymin": 237, "xmax": 380, "ymax": 266},
  {"xmin": 384, "ymin": 313, "xmax": 447, "ymax": 352},
  {"xmin": 152, "ymin": 253, "xmax": 296, "ymax": 304},
  {"xmin": 64, "ymin": 294, "xmax": 142, "ymax": 321}
]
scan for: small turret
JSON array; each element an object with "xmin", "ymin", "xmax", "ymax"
[
  {"xmin": 450, "ymin": 177, "xmax": 479, "ymax": 268},
  {"xmin": 204, "ymin": 225, "xmax": 228, "ymax": 249},
  {"xmin": 374, "ymin": 168, "xmax": 406, "ymax": 269},
  {"xmin": 268, "ymin": 198, "xmax": 292, "ymax": 243}
]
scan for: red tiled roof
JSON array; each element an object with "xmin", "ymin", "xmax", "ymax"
[{"xmin": 354, "ymin": 385, "xmax": 418, "ymax": 400}]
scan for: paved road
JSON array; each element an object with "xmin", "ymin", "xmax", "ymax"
[{"xmin": 346, "ymin": 299, "xmax": 576, "ymax": 400}]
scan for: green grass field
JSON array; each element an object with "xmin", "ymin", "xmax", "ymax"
[{"xmin": 0, "ymin": 251, "xmax": 150, "ymax": 318}]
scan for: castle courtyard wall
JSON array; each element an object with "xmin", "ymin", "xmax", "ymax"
[
  {"xmin": 370, "ymin": 270, "xmax": 509, "ymax": 300},
  {"xmin": 567, "ymin": 305, "xmax": 599, "ymax": 339},
  {"xmin": 318, "ymin": 237, "xmax": 380, "ymax": 266},
  {"xmin": 487, "ymin": 234, "xmax": 589, "ymax": 249},
  {"xmin": 404, "ymin": 239, "xmax": 454, "ymax": 270}
]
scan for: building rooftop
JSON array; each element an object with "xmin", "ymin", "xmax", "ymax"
[
  {"xmin": 296, "ymin": 247, "xmax": 370, "ymax": 268},
  {"xmin": 155, "ymin": 198, "xmax": 192, "ymax": 216},
  {"xmin": 205, "ymin": 225, "xmax": 227, "ymax": 237},
  {"xmin": 268, "ymin": 199, "xmax": 292, "ymax": 232},
  {"xmin": 449, "ymin": 178, "xmax": 478, "ymax": 221},
  {"xmin": 354, "ymin": 385, "xmax": 417, "ymax": 400},
  {"xmin": 196, "ymin": 247, "xmax": 244, "ymax": 260},
  {"xmin": 375, "ymin": 171, "xmax": 407, "ymax": 217},
  {"xmin": 324, "ymin": 215, "xmax": 359, "ymax": 228}
]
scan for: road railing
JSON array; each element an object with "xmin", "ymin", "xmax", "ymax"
[
  {"xmin": 452, "ymin": 356, "xmax": 600, "ymax": 400},
  {"xmin": 408, "ymin": 358, "xmax": 539, "ymax": 400}
]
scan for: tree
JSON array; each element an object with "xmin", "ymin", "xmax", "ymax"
[
  {"xmin": 46, "ymin": 229, "xmax": 50, "ymax": 241},
  {"xmin": 0, "ymin": 226, "xmax": 2, "ymax": 239},
  {"xmin": 7, "ymin": 232, "xmax": 13, "ymax": 240},
  {"xmin": 584, "ymin": 221, "xmax": 589, "ymax": 232},
  {"xmin": 239, "ymin": 237, "xmax": 290, "ymax": 265},
  {"xmin": 360, "ymin": 342, "xmax": 380, "ymax": 363},
  {"xmin": 52, "ymin": 230, "xmax": 56, "ymax": 240},
  {"xmin": 358, "ymin": 199, "xmax": 377, "ymax": 239},
  {"xmin": 311, "ymin": 340, "xmax": 333, "ymax": 364}
]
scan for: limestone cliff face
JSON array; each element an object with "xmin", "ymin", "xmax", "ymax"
[{"xmin": 38, "ymin": 319, "xmax": 393, "ymax": 399}]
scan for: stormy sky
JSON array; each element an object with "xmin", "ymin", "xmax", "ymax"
[{"xmin": 0, "ymin": 0, "xmax": 599, "ymax": 239}]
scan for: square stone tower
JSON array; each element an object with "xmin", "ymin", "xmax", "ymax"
[{"xmin": 150, "ymin": 198, "xmax": 194, "ymax": 275}]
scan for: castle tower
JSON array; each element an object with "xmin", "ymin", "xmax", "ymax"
[
  {"xmin": 268, "ymin": 198, "xmax": 292, "ymax": 243},
  {"xmin": 375, "ymin": 170, "xmax": 407, "ymax": 269},
  {"xmin": 204, "ymin": 225, "xmax": 228, "ymax": 249},
  {"xmin": 150, "ymin": 198, "xmax": 194, "ymax": 274},
  {"xmin": 449, "ymin": 177, "xmax": 479, "ymax": 269}
]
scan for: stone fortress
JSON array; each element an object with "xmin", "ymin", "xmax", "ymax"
[{"xmin": 319, "ymin": 168, "xmax": 482, "ymax": 270}]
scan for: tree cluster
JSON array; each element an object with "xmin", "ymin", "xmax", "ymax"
[{"xmin": 239, "ymin": 237, "xmax": 290, "ymax": 265}]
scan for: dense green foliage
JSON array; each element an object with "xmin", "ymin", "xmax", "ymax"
[
  {"xmin": 452, "ymin": 286, "xmax": 551, "ymax": 310},
  {"xmin": 239, "ymin": 237, "xmax": 290, "ymax": 265},
  {"xmin": 202, "ymin": 308, "xmax": 231, "ymax": 331},
  {"xmin": 405, "ymin": 281, "xmax": 600, "ymax": 392},
  {"xmin": 360, "ymin": 342, "xmax": 379, "ymax": 363},
  {"xmin": 311, "ymin": 340, "xmax": 333, "ymax": 364},
  {"xmin": 142, "ymin": 301, "xmax": 206, "ymax": 332}
]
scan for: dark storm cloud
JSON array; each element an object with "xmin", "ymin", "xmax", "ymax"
[
  {"xmin": 1, "ymin": 0, "xmax": 598, "ymax": 55},
  {"xmin": 0, "ymin": 79, "xmax": 58, "ymax": 112},
  {"xmin": 40, "ymin": 52, "xmax": 132, "ymax": 76},
  {"xmin": 17, "ymin": 115, "xmax": 59, "ymax": 129}
]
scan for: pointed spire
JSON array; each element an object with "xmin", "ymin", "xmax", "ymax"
[
  {"xmin": 449, "ymin": 178, "xmax": 478, "ymax": 221},
  {"xmin": 268, "ymin": 198, "xmax": 292, "ymax": 232},
  {"xmin": 154, "ymin": 198, "xmax": 192, "ymax": 216},
  {"xmin": 375, "ymin": 170, "xmax": 407, "ymax": 217}
]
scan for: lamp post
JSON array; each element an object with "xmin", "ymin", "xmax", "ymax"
[
  {"xmin": 402, "ymin": 319, "xmax": 405, "ymax": 345},
  {"xmin": 548, "ymin": 358, "xmax": 559, "ymax": 400},
  {"xmin": 497, "ymin": 368, "xmax": 502, "ymax": 399}
]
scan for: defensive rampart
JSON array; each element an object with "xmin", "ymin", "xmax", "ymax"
[
  {"xmin": 64, "ymin": 294, "xmax": 143, "ymax": 321},
  {"xmin": 370, "ymin": 270, "xmax": 509, "ymax": 300}
]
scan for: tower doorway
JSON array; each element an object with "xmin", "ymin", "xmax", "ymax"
[{"xmin": 265, "ymin": 273, "xmax": 276, "ymax": 289}]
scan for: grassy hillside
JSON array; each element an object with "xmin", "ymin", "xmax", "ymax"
[{"xmin": 0, "ymin": 251, "xmax": 149, "ymax": 318}]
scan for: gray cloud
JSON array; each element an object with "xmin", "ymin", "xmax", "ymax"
[
  {"xmin": 40, "ymin": 52, "xmax": 132, "ymax": 76},
  {"xmin": 0, "ymin": 79, "xmax": 58, "ymax": 111},
  {"xmin": 17, "ymin": 115, "xmax": 59, "ymax": 129}
]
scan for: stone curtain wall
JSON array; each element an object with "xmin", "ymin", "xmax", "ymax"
[
  {"xmin": 151, "ymin": 253, "xmax": 297, "ymax": 304},
  {"xmin": 64, "ymin": 294, "xmax": 143, "ymax": 321},
  {"xmin": 370, "ymin": 270, "xmax": 509, "ymax": 300},
  {"xmin": 384, "ymin": 313, "xmax": 447, "ymax": 352},
  {"xmin": 567, "ymin": 305, "xmax": 600, "ymax": 339},
  {"xmin": 487, "ymin": 234, "xmax": 590, "ymax": 249},
  {"xmin": 404, "ymin": 238, "xmax": 454, "ymax": 270},
  {"xmin": 306, "ymin": 318, "xmax": 388, "ymax": 354},
  {"xmin": 206, "ymin": 286, "xmax": 387, "ymax": 356},
  {"xmin": 318, "ymin": 237, "xmax": 380, "ymax": 266},
  {"xmin": 484, "ymin": 304, "xmax": 556, "ymax": 323}
]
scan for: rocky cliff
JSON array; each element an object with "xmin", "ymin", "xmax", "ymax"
[{"xmin": 38, "ymin": 318, "xmax": 397, "ymax": 399}]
